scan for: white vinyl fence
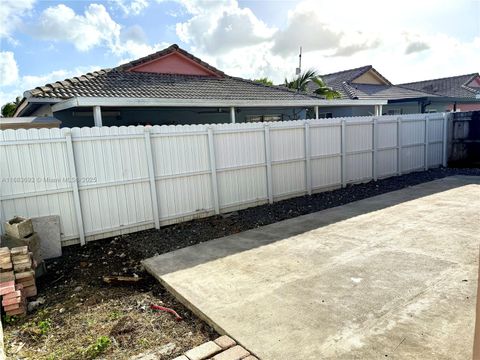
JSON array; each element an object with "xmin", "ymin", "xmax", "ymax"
[{"xmin": 0, "ymin": 113, "xmax": 448, "ymax": 246}]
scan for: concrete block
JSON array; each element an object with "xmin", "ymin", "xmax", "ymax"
[
  {"xmin": 31, "ymin": 215, "xmax": 62, "ymax": 260},
  {"xmin": 184, "ymin": 341, "xmax": 222, "ymax": 360},
  {"xmin": 210, "ymin": 346, "xmax": 250, "ymax": 360},
  {"xmin": 5, "ymin": 217, "xmax": 33, "ymax": 239},
  {"xmin": 214, "ymin": 335, "xmax": 236, "ymax": 350}
]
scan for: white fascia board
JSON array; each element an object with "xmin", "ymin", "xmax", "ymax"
[{"xmin": 52, "ymin": 97, "xmax": 387, "ymax": 111}]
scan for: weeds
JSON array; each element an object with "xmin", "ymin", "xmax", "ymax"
[{"xmin": 83, "ymin": 336, "xmax": 111, "ymax": 359}]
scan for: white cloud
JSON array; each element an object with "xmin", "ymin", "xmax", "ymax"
[
  {"xmin": 174, "ymin": 0, "xmax": 275, "ymax": 54},
  {"xmin": 0, "ymin": 65, "xmax": 102, "ymax": 107},
  {"xmin": 0, "ymin": 52, "xmax": 19, "ymax": 86},
  {"xmin": 113, "ymin": 0, "xmax": 150, "ymax": 15},
  {"xmin": 0, "ymin": 0, "xmax": 36, "ymax": 42},
  {"xmin": 32, "ymin": 4, "xmax": 121, "ymax": 52}
]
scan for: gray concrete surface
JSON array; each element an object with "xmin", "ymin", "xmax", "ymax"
[
  {"xmin": 31, "ymin": 215, "xmax": 62, "ymax": 259},
  {"xmin": 143, "ymin": 176, "xmax": 480, "ymax": 360}
]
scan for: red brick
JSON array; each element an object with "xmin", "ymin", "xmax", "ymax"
[
  {"xmin": 3, "ymin": 290, "xmax": 22, "ymax": 299},
  {"xmin": 184, "ymin": 341, "xmax": 222, "ymax": 360},
  {"xmin": 214, "ymin": 336, "xmax": 236, "ymax": 350},
  {"xmin": 6, "ymin": 306, "xmax": 26, "ymax": 316},
  {"xmin": 0, "ymin": 279, "xmax": 15, "ymax": 288},
  {"xmin": 4, "ymin": 302, "xmax": 24, "ymax": 311},
  {"xmin": 0, "ymin": 285, "xmax": 15, "ymax": 295},
  {"xmin": 2, "ymin": 296, "xmax": 22, "ymax": 306},
  {"xmin": 210, "ymin": 345, "xmax": 250, "ymax": 360}
]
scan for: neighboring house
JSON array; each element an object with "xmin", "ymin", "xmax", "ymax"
[
  {"xmin": 0, "ymin": 116, "xmax": 60, "ymax": 130},
  {"xmin": 400, "ymin": 73, "xmax": 480, "ymax": 112},
  {"xmin": 13, "ymin": 45, "xmax": 384, "ymax": 127},
  {"xmin": 306, "ymin": 65, "xmax": 480, "ymax": 117}
]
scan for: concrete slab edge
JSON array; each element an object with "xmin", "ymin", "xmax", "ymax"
[{"xmin": 142, "ymin": 260, "xmax": 261, "ymax": 359}]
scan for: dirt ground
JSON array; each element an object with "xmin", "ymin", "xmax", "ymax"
[{"xmin": 3, "ymin": 167, "xmax": 480, "ymax": 359}]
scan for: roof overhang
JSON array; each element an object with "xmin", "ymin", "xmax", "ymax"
[
  {"xmin": 52, "ymin": 97, "xmax": 387, "ymax": 112},
  {"xmin": 14, "ymin": 97, "xmax": 64, "ymax": 117},
  {"xmin": 387, "ymin": 96, "xmax": 480, "ymax": 104}
]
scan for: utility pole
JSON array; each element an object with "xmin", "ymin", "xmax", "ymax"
[
  {"xmin": 295, "ymin": 46, "xmax": 302, "ymax": 92},
  {"xmin": 296, "ymin": 46, "xmax": 302, "ymax": 75}
]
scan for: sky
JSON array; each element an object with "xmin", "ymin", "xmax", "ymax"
[{"xmin": 0, "ymin": 0, "xmax": 479, "ymax": 106}]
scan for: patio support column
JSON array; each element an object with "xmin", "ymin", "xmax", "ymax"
[
  {"xmin": 314, "ymin": 106, "xmax": 319, "ymax": 119},
  {"xmin": 93, "ymin": 106, "xmax": 102, "ymax": 127},
  {"xmin": 230, "ymin": 106, "xmax": 236, "ymax": 123}
]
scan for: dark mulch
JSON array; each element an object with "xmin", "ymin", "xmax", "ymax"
[{"xmin": 4, "ymin": 167, "xmax": 479, "ymax": 359}]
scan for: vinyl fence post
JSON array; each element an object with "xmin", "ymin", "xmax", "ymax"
[
  {"xmin": 424, "ymin": 115, "xmax": 429, "ymax": 170},
  {"xmin": 442, "ymin": 112, "xmax": 449, "ymax": 167},
  {"xmin": 341, "ymin": 120, "xmax": 347, "ymax": 188},
  {"xmin": 207, "ymin": 127, "xmax": 220, "ymax": 214},
  {"xmin": 65, "ymin": 131, "xmax": 86, "ymax": 246},
  {"xmin": 305, "ymin": 122, "xmax": 312, "ymax": 195},
  {"xmin": 144, "ymin": 128, "xmax": 160, "ymax": 229},
  {"xmin": 372, "ymin": 118, "xmax": 378, "ymax": 181},
  {"xmin": 264, "ymin": 124, "xmax": 274, "ymax": 204},
  {"xmin": 397, "ymin": 117, "xmax": 402, "ymax": 175}
]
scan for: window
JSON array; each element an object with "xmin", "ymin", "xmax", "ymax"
[
  {"xmin": 245, "ymin": 114, "xmax": 282, "ymax": 122},
  {"xmin": 387, "ymin": 109, "xmax": 401, "ymax": 115},
  {"xmin": 318, "ymin": 112, "xmax": 333, "ymax": 119}
]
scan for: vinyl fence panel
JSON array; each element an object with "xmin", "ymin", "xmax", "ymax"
[{"xmin": 0, "ymin": 113, "xmax": 447, "ymax": 246}]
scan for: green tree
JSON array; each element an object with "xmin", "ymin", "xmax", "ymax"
[
  {"xmin": 284, "ymin": 69, "xmax": 340, "ymax": 99},
  {"xmin": 1, "ymin": 96, "xmax": 21, "ymax": 117},
  {"xmin": 253, "ymin": 77, "xmax": 274, "ymax": 86}
]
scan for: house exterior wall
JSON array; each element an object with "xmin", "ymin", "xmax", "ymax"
[
  {"xmin": 29, "ymin": 104, "xmax": 53, "ymax": 117},
  {"xmin": 52, "ymin": 107, "xmax": 308, "ymax": 127}
]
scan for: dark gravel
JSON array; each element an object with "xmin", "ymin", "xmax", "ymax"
[{"xmin": 49, "ymin": 167, "xmax": 480, "ymax": 280}]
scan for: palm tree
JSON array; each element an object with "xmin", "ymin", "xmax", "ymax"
[
  {"xmin": 285, "ymin": 69, "xmax": 340, "ymax": 99},
  {"xmin": 311, "ymin": 77, "xmax": 341, "ymax": 99}
]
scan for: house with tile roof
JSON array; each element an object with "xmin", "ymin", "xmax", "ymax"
[
  {"xmin": 400, "ymin": 73, "xmax": 480, "ymax": 112},
  {"xmin": 13, "ymin": 45, "xmax": 385, "ymax": 127},
  {"xmin": 306, "ymin": 65, "xmax": 480, "ymax": 118}
]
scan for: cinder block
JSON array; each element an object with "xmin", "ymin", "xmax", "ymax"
[
  {"xmin": 214, "ymin": 336, "xmax": 236, "ymax": 350},
  {"xmin": 5, "ymin": 217, "xmax": 33, "ymax": 239},
  {"xmin": 31, "ymin": 215, "xmax": 62, "ymax": 260},
  {"xmin": 184, "ymin": 341, "xmax": 222, "ymax": 360},
  {"xmin": 211, "ymin": 345, "xmax": 250, "ymax": 360}
]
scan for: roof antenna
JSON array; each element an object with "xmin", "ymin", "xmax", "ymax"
[{"xmin": 295, "ymin": 46, "xmax": 302, "ymax": 75}]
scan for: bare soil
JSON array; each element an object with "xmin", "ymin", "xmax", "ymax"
[{"xmin": 3, "ymin": 167, "xmax": 479, "ymax": 359}]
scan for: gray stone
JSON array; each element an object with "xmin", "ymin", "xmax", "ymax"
[{"xmin": 31, "ymin": 215, "xmax": 62, "ymax": 260}]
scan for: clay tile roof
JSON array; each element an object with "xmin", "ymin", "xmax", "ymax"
[
  {"xmin": 23, "ymin": 44, "xmax": 320, "ymax": 102},
  {"xmin": 399, "ymin": 73, "xmax": 480, "ymax": 98}
]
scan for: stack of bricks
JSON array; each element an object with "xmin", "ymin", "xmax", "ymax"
[
  {"xmin": 173, "ymin": 335, "xmax": 258, "ymax": 360},
  {"xmin": 0, "ymin": 246, "xmax": 37, "ymax": 317},
  {"xmin": 12, "ymin": 246, "xmax": 37, "ymax": 298}
]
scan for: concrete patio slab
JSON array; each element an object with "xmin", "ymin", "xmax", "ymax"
[{"xmin": 143, "ymin": 176, "xmax": 480, "ymax": 360}]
